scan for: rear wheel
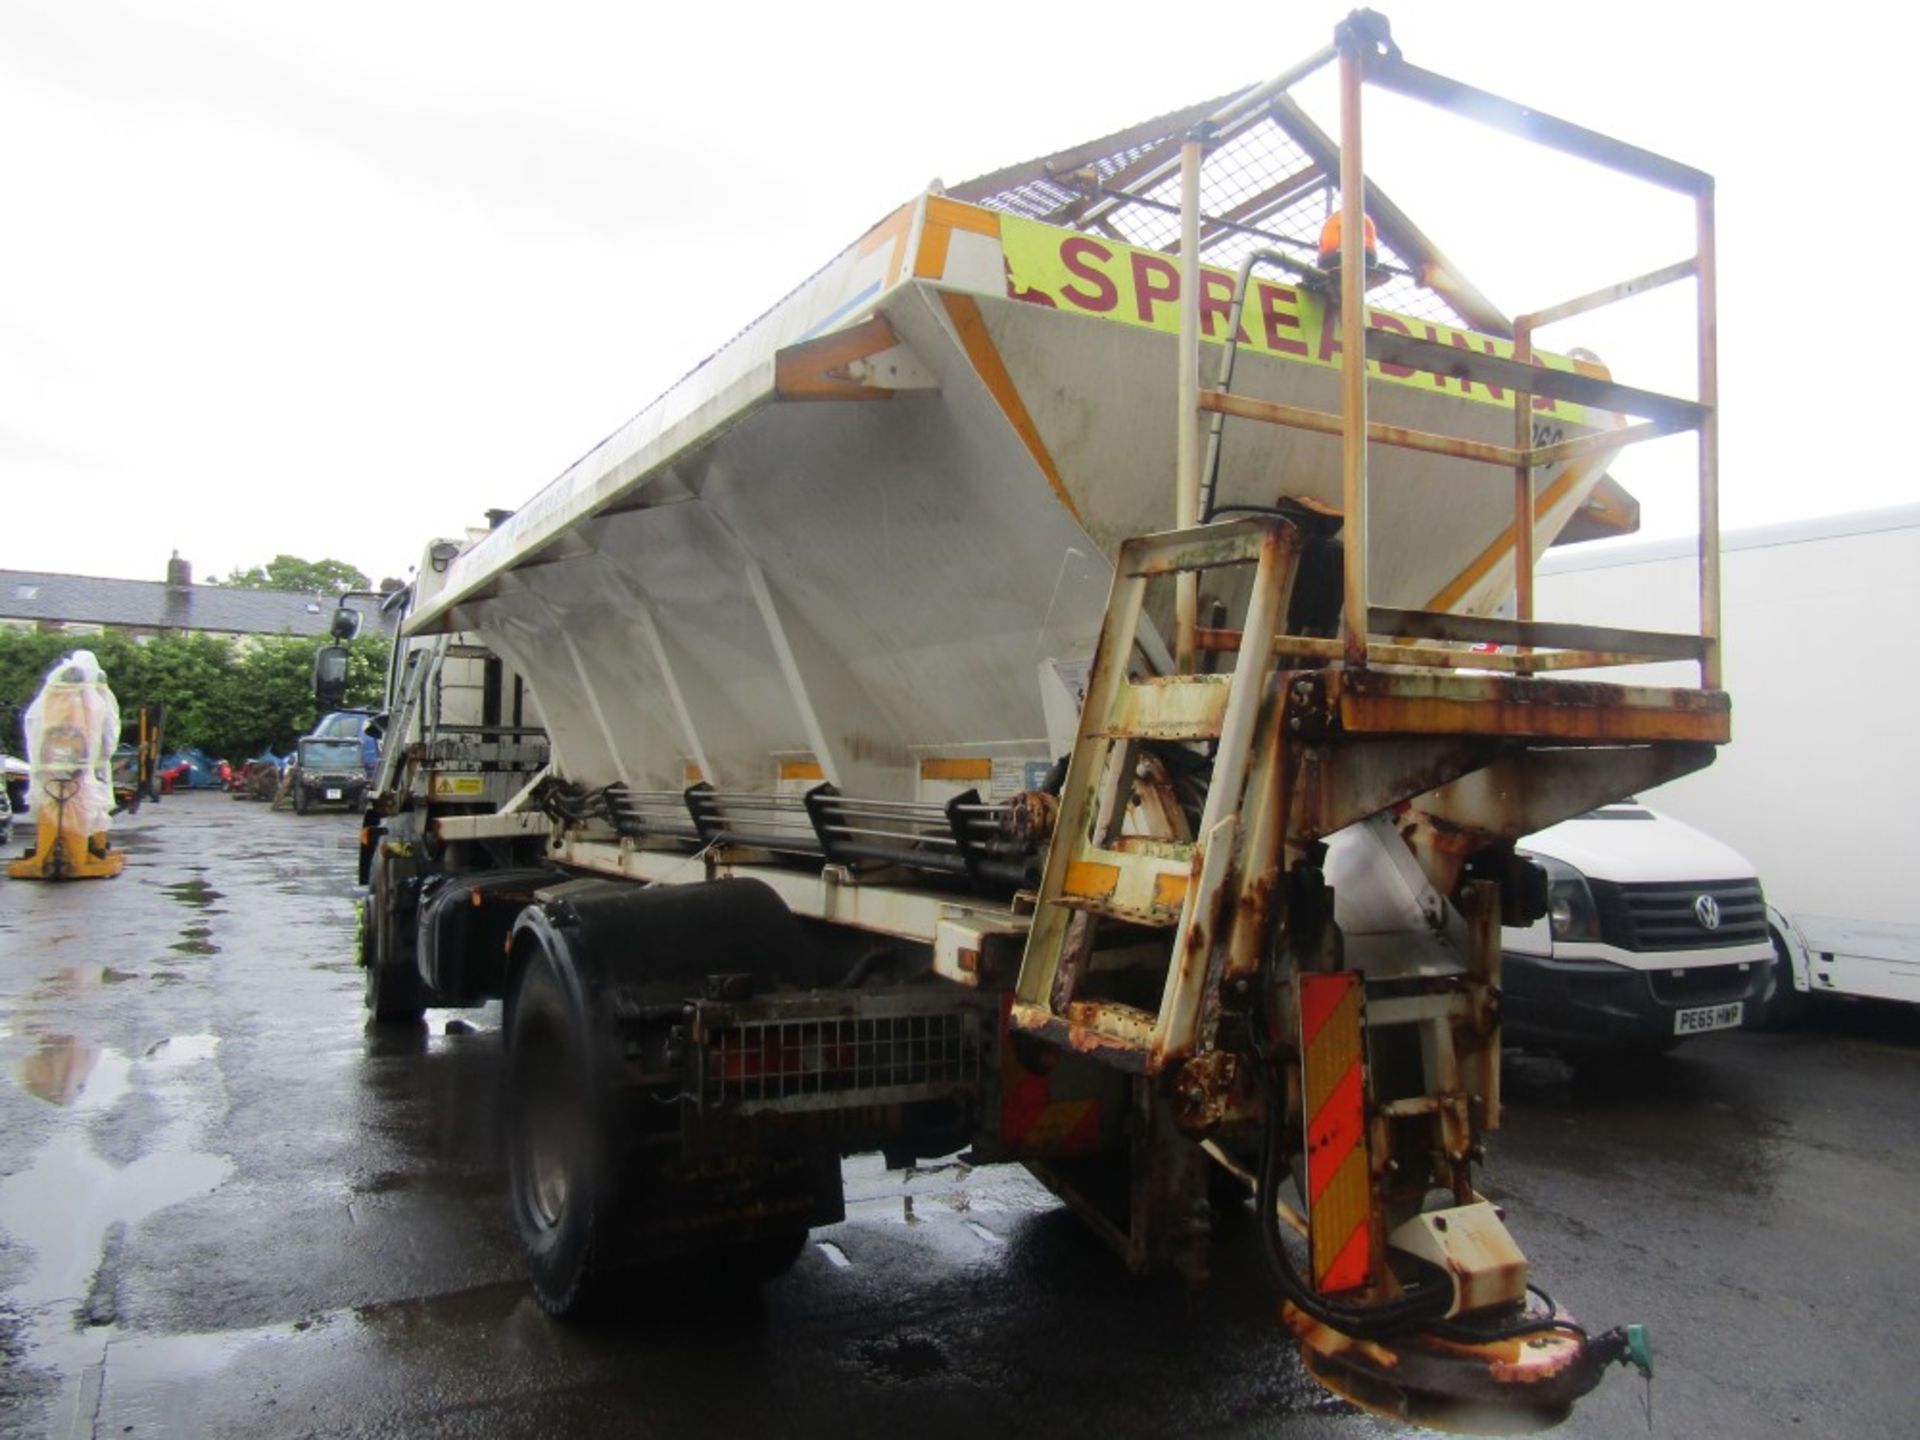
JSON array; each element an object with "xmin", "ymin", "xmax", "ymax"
[
  {"xmin": 716, "ymin": 1230, "xmax": 809, "ymax": 1284},
  {"xmin": 504, "ymin": 909, "xmax": 828, "ymax": 1318},
  {"xmin": 508, "ymin": 944, "xmax": 621, "ymax": 1317}
]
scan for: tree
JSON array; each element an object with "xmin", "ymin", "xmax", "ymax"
[
  {"xmin": 211, "ymin": 555, "xmax": 371, "ymax": 595},
  {"xmin": 0, "ymin": 628, "xmax": 392, "ymax": 760}
]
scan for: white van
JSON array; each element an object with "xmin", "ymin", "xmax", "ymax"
[
  {"xmin": 1503, "ymin": 803, "xmax": 1775, "ymax": 1054},
  {"xmin": 1533, "ymin": 506, "xmax": 1920, "ymax": 1018}
]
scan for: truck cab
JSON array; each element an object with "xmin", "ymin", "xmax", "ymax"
[{"xmin": 1504, "ymin": 803, "xmax": 1773, "ymax": 1053}]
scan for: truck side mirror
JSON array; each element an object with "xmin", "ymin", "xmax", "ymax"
[
  {"xmin": 330, "ymin": 606, "xmax": 363, "ymax": 642},
  {"xmin": 313, "ymin": 645, "xmax": 349, "ymax": 712}
]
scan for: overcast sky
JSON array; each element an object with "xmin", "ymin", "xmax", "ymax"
[{"xmin": 1, "ymin": 2, "xmax": 1905, "ymax": 588}]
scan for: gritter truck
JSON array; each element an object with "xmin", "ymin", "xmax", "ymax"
[{"xmin": 352, "ymin": 13, "xmax": 1725, "ymax": 1427}]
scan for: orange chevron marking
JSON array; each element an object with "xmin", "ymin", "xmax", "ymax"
[
  {"xmin": 1307, "ymin": 1062, "xmax": 1365, "ymax": 1203},
  {"xmin": 1299, "ymin": 972, "xmax": 1374, "ymax": 1294}
]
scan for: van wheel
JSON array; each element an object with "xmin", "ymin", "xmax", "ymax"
[
  {"xmin": 294, "ymin": 785, "xmax": 310, "ymax": 816},
  {"xmin": 1747, "ymin": 930, "xmax": 1807, "ymax": 1030}
]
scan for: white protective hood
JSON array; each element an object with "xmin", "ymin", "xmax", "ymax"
[{"xmin": 22, "ymin": 649, "xmax": 122, "ymax": 835}]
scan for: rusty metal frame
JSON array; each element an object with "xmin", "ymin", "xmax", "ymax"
[
  {"xmin": 1013, "ymin": 518, "xmax": 1303, "ymax": 1074},
  {"xmin": 1165, "ymin": 14, "xmax": 1721, "ymax": 689},
  {"xmin": 1342, "ymin": 20, "xmax": 1719, "ymax": 687}
]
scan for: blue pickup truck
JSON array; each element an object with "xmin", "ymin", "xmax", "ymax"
[{"xmin": 310, "ymin": 709, "xmax": 380, "ymax": 775}]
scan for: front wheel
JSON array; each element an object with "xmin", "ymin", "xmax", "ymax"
[
  {"xmin": 1746, "ymin": 930, "xmax": 1807, "ymax": 1030},
  {"xmin": 365, "ymin": 952, "xmax": 426, "ymax": 1024},
  {"xmin": 294, "ymin": 785, "xmax": 309, "ymax": 816},
  {"xmin": 363, "ymin": 858, "xmax": 425, "ymax": 1024}
]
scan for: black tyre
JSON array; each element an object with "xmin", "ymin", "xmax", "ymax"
[
  {"xmin": 294, "ymin": 785, "xmax": 310, "ymax": 816},
  {"xmin": 1746, "ymin": 929, "xmax": 1808, "ymax": 1030},
  {"xmin": 715, "ymin": 1230, "xmax": 809, "ymax": 1285},
  {"xmin": 365, "ymin": 951, "xmax": 426, "ymax": 1024},
  {"xmin": 507, "ymin": 942, "xmax": 620, "ymax": 1317},
  {"xmin": 364, "ymin": 859, "xmax": 426, "ymax": 1024}
]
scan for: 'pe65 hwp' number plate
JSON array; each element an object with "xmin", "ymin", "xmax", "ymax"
[
  {"xmin": 325, "ymin": 788, "xmax": 342, "ymax": 800},
  {"xmin": 1675, "ymin": 1001, "xmax": 1742, "ymax": 1036}
]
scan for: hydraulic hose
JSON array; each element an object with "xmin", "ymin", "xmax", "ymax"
[
  {"xmin": 1249, "ymin": 948, "xmax": 1594, "ymax": 1347},
  {"xmin": 1254, "ymin": 1062, "xmax": 1454, "ymax": 1338},
  {"xmin": 1255, "ymin": 1048, "xmax": 1603, "ymax": 1346},
  {"xmin": 1427, "ymin": 1284, "xmax": 1592, "ymax": 1346}
]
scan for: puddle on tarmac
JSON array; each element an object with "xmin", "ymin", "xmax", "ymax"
[
  {"xmin": 162, "ymin": 878, "xmax": 225, "ymax": 909},
  {"xmin": 169, "ymin": 925, "xmax": 220, "ymax": 956},
  {"xmin": 0, "ymin": 1131, "xmax": 230, "ymax": 1312},
  {"xmin": 0, "ymin": 1036, "xmax": 234, "ymax": 1379},
  {"xmin": 18, "ymin": 1038, "xmax": 133, "ymax": 1109},
  {"xmin": 28, "ymin": 966, "xmax": 139, "ymax": 1001},
  {"xmin": 103, "ymin": 1315, "xmax": 322, "ymax": 1383},
  {"xmin": 143, "ymin": 1034, "xmax": 219, "ymax": 1067}
]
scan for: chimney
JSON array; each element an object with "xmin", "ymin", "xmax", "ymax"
[{"xmin": 167, "ymin": 551, "xmax": 192, "ymax": 588}]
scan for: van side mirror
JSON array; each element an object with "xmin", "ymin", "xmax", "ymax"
[{"xmin": 313, "ymin": 645, "xmax": 349, "ymax": 712}]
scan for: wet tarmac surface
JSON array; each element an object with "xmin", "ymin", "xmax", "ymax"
[{"xmin": 1, "ymin": 794, "xmax": 1916, "ymax": 1437}]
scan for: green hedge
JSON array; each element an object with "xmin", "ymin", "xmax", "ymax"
[{"xmin": 0, "ymin": 628, "xmax": 391, "ymax": 761}]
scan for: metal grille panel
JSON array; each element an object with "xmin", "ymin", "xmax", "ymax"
[
  {"xmin": 705, "ymin": 1007, "xmax": 981, "ymax": 1116},
  {"xmin": 1647, "ymin": 964, "xmax": 1757, "ymax": 1007},
  {"xmin": 1593, "ymin": 879, "xmax": 1767, "ymax": 953},
  {"xmin": 967, "ymin": 109, "xmax": 1472, "ymax": 332}
]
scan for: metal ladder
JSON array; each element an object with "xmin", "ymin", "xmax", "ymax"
[
  {"xmin": 1012, "ymin": 516, "xmax": 1303, "ymax": 1073},
  {"xmin": 370, "ymin": 635, "xmax": 448, "ymax": 801}
]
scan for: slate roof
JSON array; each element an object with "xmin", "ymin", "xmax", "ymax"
[{"xmin": 0, "ymin": 569, "xmax": 385, "ymax": 638}]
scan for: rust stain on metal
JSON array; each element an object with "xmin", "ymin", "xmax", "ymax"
[
  {"xmin": 1169, "ymin": 1051, "xmax": 1248, "ymax": 1135},
  {"xmin": 1198, "ymin": 387, "xmax": 1525, "ymax": 468},
  {"xmin": 1001, "ymin": 789, "xmax": 1057, "ymax": 848},
  {"xmin": 1225, "ymin": 867, "xmax": 1279, "ymax": 981},
  {"xmin": 1396, "ymin": 810, "xmax": 1482, "ymax": 899},
  {"xmin": 1009, "ymin": 1000, "xmax": 1159, "ymax": 1071},
  {"xmin": 1312, "ymin": 668, "xmax": 1730, "ymax": 744}
]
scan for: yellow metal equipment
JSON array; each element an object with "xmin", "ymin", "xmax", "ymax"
[
  {"xmin": 8, "ymin": 777, "xmax": 125, "ymax": 881},
  {"xmin": 8, "ymin": 652, "xmax": 126, "ymax": 882}
]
